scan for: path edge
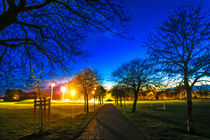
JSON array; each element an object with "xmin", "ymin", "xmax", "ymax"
[
  {"xmin": 74, "ymin": 106, "xmax": 103, "ymax": 140},
  {"xmin": 113, "ymin": 105, "xmax": 148, "ymax": 140}
]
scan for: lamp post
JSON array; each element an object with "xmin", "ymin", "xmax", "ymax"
[
  {"xmin": 61, "ymin": 86, "xmax": 66, "ymax": 102},
  {"xmin": 50, "ymin": 81, "xmax": 55, "ymax": 101}
]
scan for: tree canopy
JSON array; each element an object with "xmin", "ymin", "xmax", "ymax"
[
  {"xmin": 95, "ymin": 85, "xmax": 106, "ymax": 104},
  {"xmin": 112, "ymin": 59, "xmax": 152, "ymax": 112},
  {"xmin": 72, "ymin": 67, "xmax": 99, "ymax": 113},
  {"xmin": 0, "ymin": 0, "xmax": 129, "ymax": 86},
  {"xmin": 143, "ymin": 2, "xmax": 209, "ymax": 134}
]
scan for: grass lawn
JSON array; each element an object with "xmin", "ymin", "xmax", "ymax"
[
  {"xmin": 0, "ymin": 101, "xmax": 100, "ymax": 140},
  {"xmin": 116, "ymin": 99, "xmax": 210, "ymax": 140}
]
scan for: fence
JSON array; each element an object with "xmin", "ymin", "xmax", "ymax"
[{"xmin": 34, "ymin": 97, "xmax": 51, "ymax": 131}]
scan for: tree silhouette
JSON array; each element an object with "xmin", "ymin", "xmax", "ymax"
[
  {"xmin": 144, "ymin": 3, "xmax": 209, "ymax": 134},
  {"xmin": 111, "ymin": 85, "xmax": 126, "ymax": 107},
  {"xmin": 111, "ymin": 85, "xmax": 120, "ymax": 105},
  {"xmin": 0, "ymin": 0, "xmax": 129, "ymax": 85},
  {"xmin": 95, "ymin": 85, "xmax": 106, "ymax": 105},
  {"xmin": 112, "ymin": 59, "xmax": 152, "ymax": 112},
  {"xmin": 24, "ymin": 67, "xmax": 47, "ymax": 99},
  {"xmin": 73, "ymin": 67, "xmax": 99, "ymax": 113}
]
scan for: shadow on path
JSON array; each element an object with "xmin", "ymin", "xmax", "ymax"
[{"xmin": 77, "ymin": 104, "xmax": 146, "ymax": 140}]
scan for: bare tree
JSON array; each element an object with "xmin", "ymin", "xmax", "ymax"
[
  {"xmin": 111, "ymin": 85, "xmax": 126, "ymax": 107},
  {"xmin": 73, "ymin": 67, "xmax": 99, "ymax": 113},
  {"xmin": 95, "ymin": 85, "xmax": 106, "ymax": 105},
  {"xmin": 111, "ymin": 85, "xmax": 120, "ymax": 105},
  {"xmin": 24, "ymin": 67, "xmax": 47, "ymax": 99},
  {"xmin": 143, "ymin": 3, "xmax": 209, "ymax": 134},
  {"xmin": 112, "ymin": 59, "xmax": 152, "ymax": 112},
  {"xmin": 0, "ymin": 0, "xmax": 129, "ymax": 85}
]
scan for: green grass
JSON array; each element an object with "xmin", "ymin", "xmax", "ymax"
[
  {"xmin": 20, "ymin": 110, "xmax": 99, "ymax": 140},
  {"xmin": 116, "ymin": 99, "xmax": 210, "ymax": 140},
  {"xmin": 0, "ymin": 101, "xmax": 100, "ymax": 140}
]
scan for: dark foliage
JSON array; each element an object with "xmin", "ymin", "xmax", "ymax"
[
  {"xmin": 143, "ymin": 2, "xmax": 209, "ymax": 134},
  {"xmin": 0, "ymin": 0, "xmax": 129, "ymax": 86}
]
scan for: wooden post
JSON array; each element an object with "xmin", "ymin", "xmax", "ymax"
[
  {"xmin": 40, "ymin": 98, "xmax": 43, "ymax": 131},
  {"xmin": 34, "ymin": 98, "xmax": 37, "ymax": 111},
  {"xmin": 163, "ymin": 102, "xmax": 166, "ymax": 111},
  {"xmin": 34, "ymin": 97, "xmax": 52, "ymax": 132},
  {"xmin": 44, "ymin": 98, "xmax": 46, "ymax": 112},
  {"xmin": 44, "ymin": 98, "xmax": 46, "ymax": 127},
  {"xmin": 34, "ymin": 97, "xmax": 37, "ymax": 131},
  {"xmin": 187, "ymin": 120, "xmax": 190, "ymax": 133},
  {"xmin": 48, "ymin": 98, "xmax": 51, "ymax": 129}
]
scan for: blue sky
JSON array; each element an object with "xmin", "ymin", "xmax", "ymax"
[
  {"xmin": 69, "ymin": 0, "xmax": 176, "ymax": 89},
  {"xmin": 1, "ymin": 0, "xmax": 209, "ymax": 95}
]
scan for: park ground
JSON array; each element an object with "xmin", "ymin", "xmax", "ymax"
[
  {"xmin": 0, "ymin": 99, "xmax": 210, "ymax": 140},
  {"xmin": 116, "ymin": 99, "xmax": 210, "ymax": 140},
  {"xmin": 0, "ymin": 100, "xmax": 100, "ymax": 140}
]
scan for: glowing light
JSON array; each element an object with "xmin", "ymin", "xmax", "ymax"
[
  {"xmin": 50, "ymin": 82, "xmax": 55, "ymax": 101},
  {"xmin": 61, "ymin": 86, "xmax": 66, "ymax": 101},
  {"xmin": 71, "ymin": 90, "xmax": 75, "ymax": 96},
  {"xmin": 94, "ymin": 87, "xmax": 96, "ymax": 90},
  {"xmin": 89, "ymin": 98, "xmax": 94, "ymax": 103},
  {"xmin": 51, "ymin": 82, "xmax": 55, "ymax": 87},
  {"xmin": 63, "ymin": 99, "xmax": 70, "ymax": 102},
  {"xmin": 61, "ymin": 86, "xmax": 66, "ymax": 92},
  {"xmin": 92, "ymin": 91, "xmax": 95, "ymax": 94}
]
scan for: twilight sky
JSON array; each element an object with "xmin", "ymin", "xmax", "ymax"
[
  {"xmin": 69, "ymin": 0, "xmax": 176, "ymax": 89},
  {"xmin": 1, "ymin": 0, "xmax": 209, "ymax": 95},
  {"xmin": 72, "ymin": 0, "xmax": 209, "ymax": 89}
]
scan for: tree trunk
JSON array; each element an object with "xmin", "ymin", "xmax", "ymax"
[
  {"xmin": 132, "ymin": 91, "xmax": 138, "ymax": 112},
  {"xmin": 102, "ymin": 96, "xmax": 104, "ymax": 104},
  {"xmin": 86, "ymin": 94, "xmax": 89, "ymax": 113},
  {"xmin": 120, "ymin": 96, "xmax": 122, "ymax": 107},
  {"xmin": 117, "ymin": 96, "xmax": 119, "ymax": 105},
  {"xmin": 186, "ymin": 87, "xmax": 195, "ymax": 134},
  {"xmin": 184, "ymin": 69, "xmax": 195, "ymax": 134},
  {"xmin": 84, "ymin": 95, "xmax": 86, "ymax": 112},
  {"xmin": 124, "ymin": 97, "xmax": 126, "ymax": 107}
]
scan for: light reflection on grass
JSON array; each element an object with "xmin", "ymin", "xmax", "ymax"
[{"xmin": 0, "ymin": 100, "xmax": 100, "ymax": 139}]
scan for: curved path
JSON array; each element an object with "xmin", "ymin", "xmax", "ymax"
[{"xmin": 77, "ymin": 104, "xmax": 146, "ymax": 140}]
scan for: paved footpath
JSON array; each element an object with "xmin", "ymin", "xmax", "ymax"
[{"xmin": 77, "ymin": 104, "xmax": 146, "ymax": 140}]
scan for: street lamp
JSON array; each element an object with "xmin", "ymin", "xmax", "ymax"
[
  {"xmin": 61, "ymin": 86, "xmax": 66, "ymax": 102},
  {"xmin": 50, "ymin": 81, "xmax": 55, "ymax": 101}
]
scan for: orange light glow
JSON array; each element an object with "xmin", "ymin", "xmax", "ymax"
[
  {"xmin": 71, "ymin": 90, "xmax": 75, "ymax": 96},
  {"xmin": 61, "ymin": 86, "xmax": 66, "ymax": 101},
  {"xmin": 51, "ymin": 82, "xmax": 55, "ymax": 87},
  {"xmin": 61, "ymin": 86, "xmax": 66, "ymax": 92}
]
